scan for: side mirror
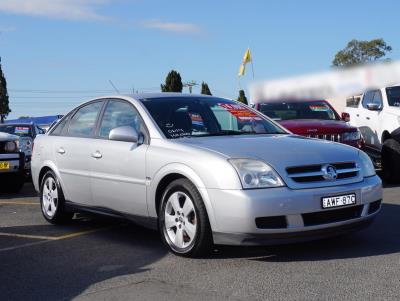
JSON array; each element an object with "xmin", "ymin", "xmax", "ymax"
[
  {"xmin": 366, "ymin": 103, "xmax": 381, "ymax": 111},
  {"xmin": 109, "ymin": 126, "xmax": 139, "ymax": 143},
  {"xmin": 341, "ymin": 112, "xmax": 350, "ymax": 122}
]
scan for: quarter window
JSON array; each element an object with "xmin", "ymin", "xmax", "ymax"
[
  {"xmin": 68, "ymin": 101, "xmax": 103, "ymax": 137},
  {"xmin": 98, "ymin": 100, "xmax": 145, "ymax": 139}
]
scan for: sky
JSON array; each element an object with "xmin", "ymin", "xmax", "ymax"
[{"xmin": 0, "ymin": 0, "xmax": 400, "ymax": 119}]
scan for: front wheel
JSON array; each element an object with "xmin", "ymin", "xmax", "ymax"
[
  {"xmin": 159, "ymin": 178, "xmax": 213, "ymax": 257},
  {"xmin": 382, "ymin": 138, "xmax": 400, "ymax": 183},
  {"xmin": 40, "ymin": 170, "xmax": 73, "ymax": 224}
]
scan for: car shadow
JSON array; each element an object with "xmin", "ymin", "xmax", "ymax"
[
  {"xmin": 0, "ymin": 215, "xmax": 167, "ymax": 301},
  {"xmin": 211, "ymin": 203, "xmax": 400, "ymax": 262}
]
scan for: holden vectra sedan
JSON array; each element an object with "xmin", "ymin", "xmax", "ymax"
[{"xmin": 31, "ymin": 93, "xmax": 382, "ymax": 257}]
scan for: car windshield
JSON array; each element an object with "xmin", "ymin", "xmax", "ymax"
[
  {"xmin": 141, "ymin": 97, "xmax": 286, "ymax": 139},
  {"xmin": 0, "ymin": 125, "xmax": 32, "ymax": 137},
  {"xmin": 258, "ymin": 101, "xmax": 339, "ymax": 121},
  {"xmin": 386, "ymin": 86, "xmax": 400, "ymax": 107}
]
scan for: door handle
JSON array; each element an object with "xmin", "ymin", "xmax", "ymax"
[
  {"xmin": 366, "ymin": 117, "xmax": 370, "ymax": 120},
  {"xmin": 91, "ymin": 151, "xmax": 102, "ymax": 159},
  {"xmin": 57, "ymin": 147, "xmax": 65, "ymax": 154}
]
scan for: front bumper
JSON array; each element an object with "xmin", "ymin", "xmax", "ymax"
[
  {"xmin": 208, "ymin": 175, "xmax": 382, "ymax": 245},
  {"xmin": 0, "ymin": 153, "xmax": 24, "ymax": 174}
]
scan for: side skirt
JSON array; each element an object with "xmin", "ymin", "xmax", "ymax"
[{"xmin": 64, "ymin": 201, "xmax": 158, "ymax": 230}]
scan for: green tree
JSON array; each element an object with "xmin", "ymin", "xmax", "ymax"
[
  {"xmin": 0, "ymin": 58, "xmax": 11, "ymax": 123},
  {"xmin": 332, "ymin": 38, "xmax": 392, "ymax": 67},
  {"xmin": 237, "ymin": 89, "xmax": 248, "ymax": 105},
  {"xmin": 200, "ymin": 82, "xmax": 212, "ymax": 95},
  {"xmin": 161, "ymin": 70, "xmax": 183, "ymax": 92}
]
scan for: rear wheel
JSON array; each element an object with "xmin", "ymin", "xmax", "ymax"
[
  {"xmin": 40, "ymin": 171, "xmax": 73, "ymax": 224},
  {"xmin": 382, "ymin": 138, "xmax": 400, "ymax": 183},
  {"xmin": 159, "ymin": 178, "xmax": 213, "ymax": 257}
]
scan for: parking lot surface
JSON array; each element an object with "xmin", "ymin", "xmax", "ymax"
[{"xmin": 1, "ymin": 179, "xmax": 399, "ymax": 301}]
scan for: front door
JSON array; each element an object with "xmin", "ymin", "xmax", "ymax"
[{"xmin": 89, "ymin": 100, "xmax": 148, "ymax": 217}]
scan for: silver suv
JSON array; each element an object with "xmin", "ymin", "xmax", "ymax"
[{"xmin": 31, "ymin": 94, "xmax": 382, "ymax": 257}]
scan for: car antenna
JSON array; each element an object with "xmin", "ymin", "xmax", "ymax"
[{"xmin": 108, "ymin": 80, "xmax": 120, "ymax": 94}]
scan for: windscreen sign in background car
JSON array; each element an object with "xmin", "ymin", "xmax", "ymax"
[
  {"xmin": 31, "ymin": 93, "xmax": 382, "ymax": 257},
  {"xmin": 256, "ymin": 100, "xmax": 364, "ymax": 149}
]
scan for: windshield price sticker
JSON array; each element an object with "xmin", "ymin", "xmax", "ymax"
[
  {"xmin": 309, "ymin": 105, "xmax": 330, "ymax": 112},
  {"xmin": 218, "ymin": 103, "xmax": 262, "ymax": 121}
]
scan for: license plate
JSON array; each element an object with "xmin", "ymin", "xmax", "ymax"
[
  {"xmin": 0, "ymin": 162, "xmax": 10, "ymax": 170},
  {"xmin": 321, "ymin": 194, "xmax": 356, "ymax": 209}
]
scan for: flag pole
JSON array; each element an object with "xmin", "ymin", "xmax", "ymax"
[{"xmin": 250, "ymin": 58, "xmax": 255, "ymax": 80}]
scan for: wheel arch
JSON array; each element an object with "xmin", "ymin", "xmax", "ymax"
[
  {"xmin": 382, "ymin": 130, "xmax": 392, "ymax": 143},
  {"xmin": 37, "ymin": 161, "xmax": 67, "ymax": 198},
  {"xmin": 148, "ymin": 163, "xmax": 217, "ymax": 231}
]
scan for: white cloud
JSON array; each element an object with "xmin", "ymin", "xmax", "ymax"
[
  {"xmin": 142, "ymin": 19, "xmax": 202, "ymax": 34},
  {"xmin": 0, "ymin": 0, "xmax": 109, "ymax": 21}
]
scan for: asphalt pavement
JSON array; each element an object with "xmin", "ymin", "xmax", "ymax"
[{"xmin": 0, "ymin": 178, "xmax": 399, "ymax": 301}]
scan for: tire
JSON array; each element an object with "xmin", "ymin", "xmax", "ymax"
[
  {"xmin": 382, "ymin": 138, "xmax": 400, "ymax": 183},
  {"xmin": 159, "ymin": 178, "xmax": 213, "ymax": 257},
  {"xmin": 40, "ymin": 170, "xmax": 73, "ymax": 224}
]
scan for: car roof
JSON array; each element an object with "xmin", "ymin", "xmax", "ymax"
[{"xmin": 128, "ymin": 92, "xmax": 224, "ymax": 101}]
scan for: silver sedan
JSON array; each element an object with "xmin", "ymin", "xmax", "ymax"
[{"xmin": 31, "ymin": 93, "xmax": 382, "ymax": 257}]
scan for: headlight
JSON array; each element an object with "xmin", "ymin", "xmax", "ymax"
[
  {"xmin": 228, "ymin": 158, "xmax": 285, "ymax": 189},
  {"xmin": 359, "ymin": 151, "xmax": 376, "ymax": 177},
  {"xmin": 343, "ymin": 130, "xmax": 361, "ymax": 141},
  {"xmin": 4, "ymin": 141, "xmax": 17, "ymax": 152}
]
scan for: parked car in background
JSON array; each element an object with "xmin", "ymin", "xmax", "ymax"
[
  {"xmin": 0, "ymin": 123, "xmax": 43, "ymax": 176},
  {"xmin": 344, "ymin": 85, "xmax": 400, "ymax": 183},
  {"xmin": 255, "ymin": 100, "xmax": 364, "ymax": 149},
  {"xmin": 32, "ymin": 93, "xmax": 382, "ymax": 257},
  {"xmin": 0, "ymin": 132, "xmax": 25, "ymax": 192}
]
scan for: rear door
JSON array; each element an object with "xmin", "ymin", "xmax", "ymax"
[
  {"xmin": 89, "ymin": 99, "xmax": 149, "ymax": 217},
  {"xmin": 53, "ymin": 100, "xmax": 104, "ymax": 205}
]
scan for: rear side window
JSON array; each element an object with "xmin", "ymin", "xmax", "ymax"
[
  {"xmin": 346, "ymin": 96, "xmax": 361, "ymax": 108},
  {"xmin": 98, "ymin": 100, "xmax": 145, "ymax": 139},
  {"xmin": 67, "ymin": 101, "xmax": 103, "ymax": 137},
  {"xmin": 50, "ymin": 117, "xmax": 69, "ymax": 136}
]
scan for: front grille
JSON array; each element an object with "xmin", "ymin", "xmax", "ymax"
[
  {"xmin": 307, "ymin": 134, "xmax": 341, "ymax": 142},
  {"xmin": 302, "ymin": 205, "xmax": 363, "ymax": 226},
  {"xmin": 286, "ymin": 162, "xmax": 359, "ymax": 183},
  {"xmin": 255, "ymin": 216, "xmax": 287, "ymax": 229}
]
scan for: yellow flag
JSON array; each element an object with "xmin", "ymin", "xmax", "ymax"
[
  {"xmin": 238, "ymin": 64, "xmax": 246, "ymax": 77},
  {"xmin": 242, "ymin": 48, "xmax": 252, "ymax": 65},
  {"xmin": 238, "ymin": 48, "xmax": 252, "ymax": 77}
]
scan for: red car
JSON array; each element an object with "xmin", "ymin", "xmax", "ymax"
[{"xmin": 255, "ymin": 100, "xmax": 364, "ymax": 149}]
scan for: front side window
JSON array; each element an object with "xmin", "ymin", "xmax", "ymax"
[
  {"xmin": 68, "ymin": 101, "xmax": 103, "ymax": 137},
  {"xmin": 386, "ymin": 86, "xmax": 400, "ymax": 107},
  {"xmin": 258, "ymin": 101, "xmax": 339, "ymax": 121},
  {"xmin": 362, "ymin": 91, "xmax": 375, "ymax": 108},
  {"xmin": 98, "ymin": 100, "xmax": 145, "ymax": 139},
  {"xmin": 141, "ymin": 97, "xmax": 286, "ymax": 139}
]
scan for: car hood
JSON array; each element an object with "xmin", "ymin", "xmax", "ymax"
[
  {"xmin": 0, "ymin": 132, "xmax": 19, "ymax": 142},
  {"xmin": 277, "ymin": 119, "xmax": 357, "ymax": 135},
  {"xmin": 177, "ymin": 134, "xmax": 359, "ymax": 169}
]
